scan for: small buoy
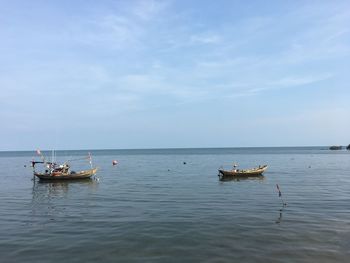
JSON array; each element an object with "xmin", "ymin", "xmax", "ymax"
[
  {"xmin": 112, "ymin": 160, "xmax": 118, "ymax": 166},
  {"xmin": 183, "ymin": 162, "xmax": 186, "ymax": 165}
]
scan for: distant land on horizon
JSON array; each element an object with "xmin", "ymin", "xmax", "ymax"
[{"xmin": 0, "ymin": 145, "xmax": 348, "ymax": 153}]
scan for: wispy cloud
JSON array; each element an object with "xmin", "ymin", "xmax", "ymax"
[
  {"xmin": 69, "ymin": 0, "xmax": 170, "ymax": 49},
  {"xmin": 268, "ymin": 75, "xmax": 334, "ymax": 87},
  {"xmin": 190, "ymin": 33, "xmax": 222, "ymax": 44},
  {"xmin": 1, "ymin": 0, "xmax": 350, "ymax": 149},
  {"xmin": 132, "ymin": 0, "xmax": 170, "ymax": 20}
]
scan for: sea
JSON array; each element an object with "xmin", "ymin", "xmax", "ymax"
[{"xmin": 0, "ymin": 147, "xmax": 349, "ymax": 263}]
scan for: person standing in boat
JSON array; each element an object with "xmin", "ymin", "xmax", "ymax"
[{"xmin": 233, "ymin": 163, "xmax": 238, "ymax": 172}]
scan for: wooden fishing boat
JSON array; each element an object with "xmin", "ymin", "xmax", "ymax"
[
  {"xmin": 34, "ymin": 167, "xmax": 98, "ymax": 180},
  {"xmin": 329, "ymin": 145, "xmax": 342, "ymax": 150},
  {"xmin": 218, "ymin": 165, "xmax": 268, "ymax": 178},
  {"xmin": 31, "ymin": 150, "xmax": 98, "ymax": 181}
]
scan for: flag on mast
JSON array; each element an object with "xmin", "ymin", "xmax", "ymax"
[{"xmin": 36, "ymin": 149, "xmax": 46, "ymax": 162}]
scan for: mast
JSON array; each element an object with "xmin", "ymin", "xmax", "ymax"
[{"xmin": 88, "ymin": 152, "xmax": 93, "ymax": 169}]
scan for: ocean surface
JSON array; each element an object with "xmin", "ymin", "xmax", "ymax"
[{"xmin": 0, "ymin": 147, "xmax": 349, "ymax": 262}]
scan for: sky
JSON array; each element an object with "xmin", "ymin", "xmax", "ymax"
[{"xmin": 0, "ymin": 0, "xmax": 349, "ymax": 150}]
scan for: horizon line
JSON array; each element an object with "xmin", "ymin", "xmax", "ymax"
[{"xmin": 0, "ymin": 145, "xmax": 344, "ymax": 153}]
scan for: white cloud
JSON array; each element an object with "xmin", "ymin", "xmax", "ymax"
[
  {"xmin": 1, "ymin": 1, "xmax": 350, "ymax": 149},
  {"xmin": 190, "ymin": 33, "xmax": 221, "ymax": 44},
  {"xmin": 68, "ymin": 1, "xmax": 170, "ymax": 50},
  {"xmin": 132, "ymin": 0, "xmax": 170, "ymax": 20},
  {"xmin": 267, "ymin": 74, "xmax": 334, "ymax": 88}
]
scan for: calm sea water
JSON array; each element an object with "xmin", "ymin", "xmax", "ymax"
[{"xmin": 0, "ymin": 147, "xmax": 349, "ymax": 262}]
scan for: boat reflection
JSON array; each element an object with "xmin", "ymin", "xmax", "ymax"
[
  {"xmin": 219, "ymin": 175, "xmax": 265, "ymax": 182},
  {"xmin": 32, "ymin": 178, "xmax": 99, "ymax": 199},
  {"xmin": 30, "ymin": 178, "xmax": 99, "ymax": 224}
]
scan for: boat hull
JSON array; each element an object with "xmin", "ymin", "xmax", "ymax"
[
  {"xmin": 34, "ymin": 168, "xmax": 98, "ymax": 180},
  {"xmin": 218, "ymin": 165, "xmax": 268, "ymax": 178}
]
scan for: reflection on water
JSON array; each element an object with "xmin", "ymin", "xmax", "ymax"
[
  {"xmin": 32, "ymin": 178, "xmax": 98, "ymax": 198},
  {"xmin": 275, "ymin": 205, "xmax": 288, "ymax": 224},
  {"xmin": 275, "ymin": 211, "xmax": 283, "ymax": 224},
  {"xmin": 219, "ymin": 175, "xmax": 265, "ymax": 182},
  {"xmin": 30, "ymin": 178, "xmax": 99, "ymax": 224}
]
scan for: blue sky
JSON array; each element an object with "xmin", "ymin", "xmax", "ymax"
[{"xmin": 1, "ymin": 0, "xmax": 349, "ymax": 150}]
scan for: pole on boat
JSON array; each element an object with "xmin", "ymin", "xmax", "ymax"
[
  {"xmin": 88, "ymin": 152, "xmax": 93, "ymax": 169},
  {"xmin": 276, "ymin": 184, "xmax": 287, "ymax": 207},
  {"xmin": 31, "ymin": 158, "xmax": 36, "ymax": 182}
]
